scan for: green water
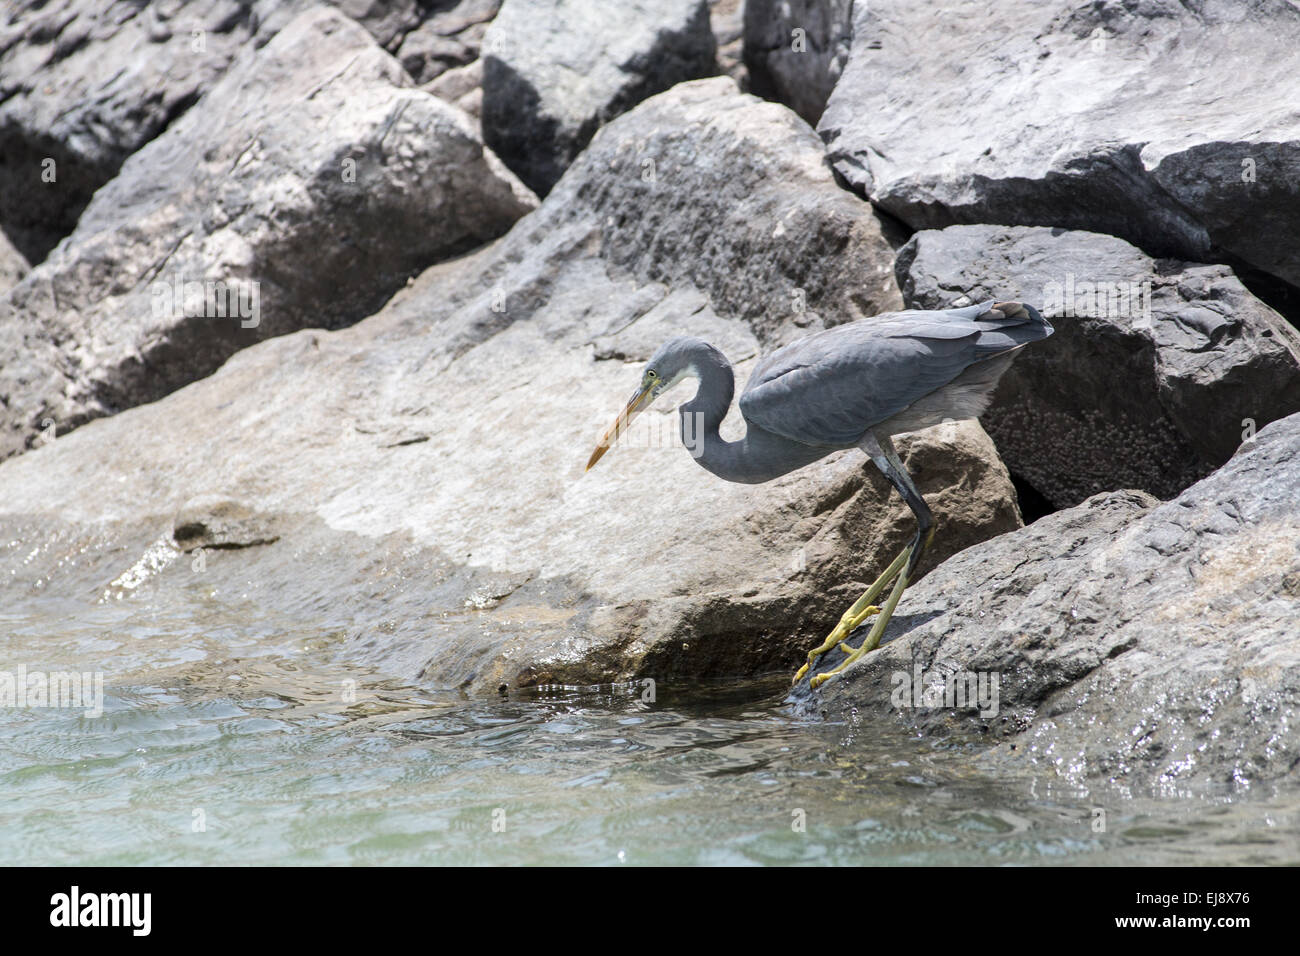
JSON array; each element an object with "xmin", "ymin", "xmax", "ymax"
[{"xmin": 2, "ymin": 598, "xmax": 1297, "ymax": 866}]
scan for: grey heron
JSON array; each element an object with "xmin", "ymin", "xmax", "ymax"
[{"xmin": 586, "ymin": 300, "xmax": 1053, "ymax": 689}]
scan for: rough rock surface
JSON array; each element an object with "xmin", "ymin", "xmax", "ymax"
[
  {"xmin": 795, "ymin": 411, "xmax": 1300, "ymax": 788},
  {"xmin": 0, "ymin": 230, "xmax": 28, "ymax": 294},
  {"xmin": 711, "ymin": 0, "xmax": 747, "ymax": 83},
  {"xmin": 376, "ymin": 0, "xmax": 501, "ymax": 84},
  {"xmin": 425, "ymin": 59, "xmax": 485, "ymax": 119},
  {"xmin": 0, "ymin": 0, "xmax": 301, "ymax": 264},
  {"xmin": 481, "ymin": 0, "xmax": 718, "ymax": 196},
  {"xmin": 743, "ymin": 0, "xmax": 851, "ymax": 125},
  {"xmin": 0, "ymin": 79, "xmax": 1023, "ymax": 695},
  {"xmin": 172, "ymin": 495, "xmax": 284, "ymax": 551},
  {"xmin": 898, "ymin": 224, "xmax": 1300, "ymax": 508},
  {"xmin": 819, "ymin": 0, "xmax": 1300, "ymax": 290},
  {"xmin": 0, "ymin": 6, "xmax": 536, "ymax": 462}
]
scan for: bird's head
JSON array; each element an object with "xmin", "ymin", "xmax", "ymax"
[{"xmin": 585, "ymin": 336, "xmax": 701, "ymax": 472}]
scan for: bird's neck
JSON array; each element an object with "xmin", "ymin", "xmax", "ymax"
[
  {"xmin": 678, "ymin": 344, "xmax": 736, "ymax": 474},
  {"xmin": 677, "ymin": 343, "xmax": 828, "ymax": 484}
]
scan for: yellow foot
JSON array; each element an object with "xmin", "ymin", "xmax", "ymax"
[
  {"xmin": 807, "ymin": 626, "xmax": 885, "ymax": 690},
  {"xmin": 807, "ymin": 626, "xmax": 884, "ymax": 691},
  {"xmin": 792, "ymin": 604, "xmax": 881, "ymax": 685},
  {"xmin": 807, "ymin": 563, "xmax": 913, "ymax": 690}
]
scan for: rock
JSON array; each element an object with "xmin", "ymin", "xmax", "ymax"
[
  {"xmin": 0, "ymin": 0, "xmax": 505, "ymax": 264},
  {"xmin": 743, "ymin": 0, "xmax": 851, "ymax": 125},
  {"xmin": 819, "ymin": 0, "xmax": 1300, "ymax": 290},
  {"xmin": 173, "ymin": 496, "xmax": 282, "ymax": 551},
  {"xmin": 0, "ymin": 79, "xmax": 1022, "ymax": 697},
  {"xmin": 711, "ymin": 0, "xmax": 746, "ymax": 84},
  {"xmin": 0, "ymin": 0, "xmax": 299, "ymax": 264},
  {"xmin": 796, "ymin": 411, "xmax": 1300, "ymax": 788},
  {"xmin": 322, "ymin": 0, "xmax": 420, "ymax": 50},
  {"xmin": 481, "ymin": 0, "xmax": 717, "ymax": 196},
  {"xmin": 0, "ymin": 6, "xmax": 537, "ymax": 462},
  {"xmin": 388, "ymin": 0, "xmax": 501, "ymax": 84},
  {"xmin": 0, "ymin": 229, "xmax": 28, "ymax": 294},
  {"xmin": 425, "ymin": 59, "xmax": 485, "ymax": 120},
  {"xmin": 897, "ymin": 224, "xmax": 1300, "ymax": 508}
]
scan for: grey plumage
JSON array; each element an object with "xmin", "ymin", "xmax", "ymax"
[
  {"xmin": 586, "ymin": 298, "xmax": 1053, "ymax": 689},
  {"xmin": 640, "ymin": 300, "xmax": 1052, "ymax": 484}
]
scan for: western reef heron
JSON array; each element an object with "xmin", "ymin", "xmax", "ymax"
[{"xmin": 585, "ymin": 300, "xmax": 1053, "ymax": 689}]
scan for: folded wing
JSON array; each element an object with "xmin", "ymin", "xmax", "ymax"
[{"xmin": 738, "ymin": 301, "xmax": 1051, "ymax": 447}]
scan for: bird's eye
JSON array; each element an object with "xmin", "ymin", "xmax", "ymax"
[{"xmin": 647, "ymin": 370, "xmax": 658, "ymax": 380}]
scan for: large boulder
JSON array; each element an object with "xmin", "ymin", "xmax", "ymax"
[
  {"xmin": 0, "ymin": 0, "xmax": 301, "ymax": 264},
  {"xmin": 0, "ymin": 6, "xmax": 537, "ymax": 462},
  {"xmin": 0, "ymin": 79, "xmax": 1025, "ymax": 696},
  {"xmin": 796, "ymin": 410, "xmax": 1300, "ymax": 788},
  {"xmin": 898, "ymin": 224, "xmax": 1300, "ymax": 508},
  {"xmin": 481, "ymin": 0, "xmax": 717, "ymax": 196},
  {"xmin": 819, "ymin": 0, "xmax": 1300, "ymax": 290},
  {"xmin": 743, "ymin": 0, "xmax": 852, "ymax": 125},
  {"xmin": 0, "ymin": 0, "xmax": 505, "ymax": 265}
]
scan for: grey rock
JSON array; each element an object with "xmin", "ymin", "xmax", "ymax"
[
  {"xmin": 173, "ymin": 495, "xmax": 282, "ymax": 551},
  {"xmin": 0, "ymin": 6, "xmax": 537, "ymax": 462},
  {"xmin": 819, "ymin": 0, "xmax": 1300, "ymax": 289},
  {"xmin": 481, "ymin": 0, "xmax": 718, "ymax": 196},
  {"xmin": 323, "ymin": 0, "xmax": 419, "ymax": 49},
  {"xmin": 796, "ymin": 411, "xmax": 1300, "ymax": 788},
  {"xmin": 0, "ymin": 229, "xmax": 28, "ymax": 294},
  {"xmin": 711, "ymin": 0, "xmax": 746, "ymax": 84},
  {"xmin": 743, "ymin": 0, "xmax": 851, "ymax": 125},
  {"xmin": 389, "ymin": 0, "xmax": 502, "ymax": 84},
  {"xmin": 425, "ymin": 59, "xmax": 485, "ymax": 119},
  {"xmin": 0, "ymin": 79, "xmax": 1022, "ymax": 696},
  {"xmin": 898, "ymin": 224, "xmax": 1300, "ymax": 508},
  {"xmin": 0, "ymin": 0, "xmax": 503, "ymax": 264},
  {"xmin": 0, "ymin": 0, "xmax": 302, "ymax": 264}
]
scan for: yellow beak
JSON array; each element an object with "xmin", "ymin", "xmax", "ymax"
[{"xmin": 586, "ymin": 383, "xmax": 654, "ymax": 471}]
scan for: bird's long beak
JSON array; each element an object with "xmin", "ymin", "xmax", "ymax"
[{"xmin": 586, "ymin": 383, "xmax": 654, "ymax": 471}]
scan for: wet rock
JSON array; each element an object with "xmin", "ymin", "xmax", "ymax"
[
  {"xmin": 819, "ymin": 0, "xmax": 1300, "ymax": 289},
  {"xmin": 0, "ymin": 6, "xmax": 536, "ymax": 462},
  {"xmin": 0, "ymin": 0, "xmax": 299, "ymax": 264},
  {"xmin": 898, "ymin": 224, "xmax": 1300, "ymax": 508},
  {"xmin": 0, "ymin": 79, "xmax": 1021, "ymax": 696},
  {"xmin": 173, "ymin": 496, "xmax": 282, "ymax": 551},
  {"xmin": 796, "ymin": 411, "xmax": 1300, "ymax": 788},
  {"xmin": 481, "ymin": 0, "xmax": 717, "ymax": 196},
  {"xmin": 743, "ymin": 0, "xmax": 852, "ymax": 125}
]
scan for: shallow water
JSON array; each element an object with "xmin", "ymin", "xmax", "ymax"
[{"xmin": 2, "ymin": 596, "xmax": 1297, "ymax": 866}]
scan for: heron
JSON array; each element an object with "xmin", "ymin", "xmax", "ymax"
[{"xmin": 585, "ymin": 300, "xmax": 1053, "ymax": 689}]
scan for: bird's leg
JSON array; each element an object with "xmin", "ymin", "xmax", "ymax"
[
  {"xmin": 799, "ymin": 435, "xmax": 935, "ymax": 689},
  {"xmin": 792, "ymin": 546, "xmax": 904, "ymax": 684}
]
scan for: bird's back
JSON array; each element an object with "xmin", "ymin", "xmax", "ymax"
[{"xmin": 738, "ymin": 300, "xmax": 1052, "ymax": 447}]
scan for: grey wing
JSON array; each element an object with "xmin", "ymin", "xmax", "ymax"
[{"xmin": 738, "ymin": 301, "xmax": 1051, "ymax": 447}]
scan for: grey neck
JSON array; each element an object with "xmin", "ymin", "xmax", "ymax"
[{"xmin": 677, "ymin": 342, "xmax": 831, "ymax": 484}]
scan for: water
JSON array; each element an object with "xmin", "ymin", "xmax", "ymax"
[{"xmin": 2, "ymin": 597, "xmax": 1298, "ymax": 865}]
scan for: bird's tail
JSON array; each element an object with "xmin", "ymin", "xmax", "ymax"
[{"xmin": 983, "ymin": 300, "xmax": 1054, "ymax": 343}]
